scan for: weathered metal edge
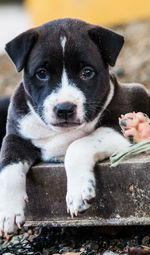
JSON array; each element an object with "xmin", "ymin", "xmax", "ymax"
[
  {"xmin": 32, "ymin": 153, "xmax": 150, "ymax": 169},
  {"xmin": 25, "ymin": 216, "xmax": 150, "ymax": 227}
]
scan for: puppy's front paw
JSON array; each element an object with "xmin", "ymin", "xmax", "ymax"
[
  {"xmin": 0, "ymin": 192, "xmax": 27, "ymax": 237},
  {"xmin": 66, "ymin": 178, "xmax": 96, "ymax": 217}
]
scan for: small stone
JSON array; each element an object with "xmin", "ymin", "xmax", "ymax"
[
  {"xmin": 54, "ymin": 253, "xmax": 82, "ymax": 255},
  {"xmin": 103, "ymin": 251, "xmax": 119, "ymax": 255},
  {"xmin": 115, "ymin": 214, "xmax": 121, "ymax": 219},
  {"xmin": 22, "ymin": 240, "xmax": 28, "ymax": 245},
  {"xmin": 34, "ymin": 226, "xmax": 40, "ymax": 234},
  {"xmin": 28, "ymin": 229, "xmax": 33, "ymax": 235},
  {"xmin": 8, "ymin": 235, "xmax": 20, "ymax": 245},
  {"xmin": 23, "ymin": 226, "xmax": 29, "ymax": 232},
  {"xmin": 20, "ymin": 233, "xmax": 29, "ymax": 241},
  {"xmin": 142, "ymin": 236, "xmax": 150, "ymax": 245},
  {"xmin": 89, "ymin": 242, "xmax": 99, "ymax": 251},
  {"xmin": 0, "ymin": 239, "xmax": 3, "ymax": 244},
  {"xmin": 3, "ymin": 253, "xmax": 15, "ymax": 255},
  {"xmin": 24, "ymin": 243, "xmax": 31, "ymax": 249},
  {"xmin": 80, "ymin": 248, "xmax": 85, "ymax": 252},
  {"xmin": 34, "ymin": 230, "xmax": 39, "ymax": 235},
  {"xmin": 42, "ymin": 249, "xmax": 49, "ymax": 255}
]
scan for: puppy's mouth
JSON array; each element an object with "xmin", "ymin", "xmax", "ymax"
[{"xmin": 52, "ymin": 121, "xmax": 82, "ymax": 128}]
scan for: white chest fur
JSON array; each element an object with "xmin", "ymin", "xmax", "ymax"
[
  {"xmin": 19, "ymin": 81, "xmax": 114, "ymax": 161},
  {"xmin": 19, "ymin": 106, "xmax": 97, "ymax": 161}
]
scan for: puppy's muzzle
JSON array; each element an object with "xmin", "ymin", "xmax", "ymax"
[{"xmin": 54, "ymin": 102, "xmax": 77, "ymax": 120}]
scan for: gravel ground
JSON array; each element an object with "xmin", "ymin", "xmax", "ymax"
[
  {"xmin": 0, "ymin": 19, "xmax": 150, "ymax": 254},
  {"xmin": 1, "ymin": 226, "xmax": 150, "ymax": 255}
]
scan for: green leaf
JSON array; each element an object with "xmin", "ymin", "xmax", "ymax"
[{"xmin": 110, "ymin": 140, "xmax": 150, "ymax": 167}]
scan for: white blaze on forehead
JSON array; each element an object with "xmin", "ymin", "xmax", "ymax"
[
  {"xmin": 42, "ymin": 67, "xmax": 86, "ymax": 127},
  {"xmin": 61, "ymin": 67, "xmax": 70, "ymax": 88},
  {"xmin": 60, "ymin": 36, "xmax": 67, "ymax": 55}
]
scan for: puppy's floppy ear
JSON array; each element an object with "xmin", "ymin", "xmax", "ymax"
[
  {"xmin": 88, "ymin": 26, "xmax": 124, "ymax": 66},
  {"xmin": 5, "ymin": 29, "xmax": 38, "ymax": 72}
]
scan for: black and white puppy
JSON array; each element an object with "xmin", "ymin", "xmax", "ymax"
[{"xmin": 0, "ymin": 18, "xmax": 149, "ymax": 236}]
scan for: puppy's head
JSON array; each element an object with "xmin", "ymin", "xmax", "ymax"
[{"xmin": 5, "ymin": 18, "xmax": 124, "ymax": 130}]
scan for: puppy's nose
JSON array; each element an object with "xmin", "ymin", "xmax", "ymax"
[{"xmin": 54, "ymin": 103, "xmax": 76, "ymax": 119}]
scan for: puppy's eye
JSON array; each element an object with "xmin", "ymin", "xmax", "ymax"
[
  {"xmin": 80, "ymin": 67, "xmax": 95, "ymax": 80},
  {"xmin": 36, "ymin": 69, "xmax": 49, "ymax": 81}
]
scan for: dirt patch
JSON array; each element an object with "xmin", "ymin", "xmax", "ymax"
[
  {"xmin": 0, "ymin": 54, "xmax": 21, "ymax": 96},
  {"xmin": 112, "ymin": 19, "xmax": 150, "ymax": 88}
]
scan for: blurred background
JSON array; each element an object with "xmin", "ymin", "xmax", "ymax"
[{"xmin": 0, "ymin": 0, "xmax": 150, "ymax": 96}]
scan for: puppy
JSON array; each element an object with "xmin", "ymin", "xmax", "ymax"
[
  {"xmin": 0, "ymin": 97, "xmax": 10, "ymax": 147},
  {"xmin": 0, "ymin": 18, "xmax": 149, "ymax": 237}
]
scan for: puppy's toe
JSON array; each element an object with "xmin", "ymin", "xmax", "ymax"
[
  {"xmin": 0, "ymin": 215, "xmax": 4, "ymax": 237},
  {"xmin": 4, "ymin": 215, "xmax": 18, "ymax": 236},
  {"xmin": 66, "ymin": 178, "xmax": 96, "ymax": 217},
  {"xmin": 15, "ymin": 212, "xmax": 25, "ymax": 229},
  {"xmin": 82, "ymin": 185, "xmax": 96, "ymax": 204},
  {"xmin": 0, "ymin": 192, "xmax": 26, "ymax": 237},
  {"xmin": 77, "ymin": 200, "xmax": 91, "ymax": 213},
  {"xmin": 67, "ymin": 195, "xmax": 90, "ymax": 218}
]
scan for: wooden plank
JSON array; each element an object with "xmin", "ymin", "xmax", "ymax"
[{"xmin": 25, "ymin": 154, "xmax": 150, "ymax": 226}]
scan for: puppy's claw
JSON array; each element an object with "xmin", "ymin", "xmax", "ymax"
[
  {"xmin": 84, "ymin": 199, "xmax": 89, "ymax": 206},
  {"xmin": 74, "ymin": 210, "xmax": 78, "ymax": 217},
  {"xmin": 17, "ymin": 222, "xmax": 21, "ymax": 229},
  {"xmin": 5, "ymin": 233, "xmax": 12, "ymax": 240},
  {"xmin": 71, "ymin": 212, "xmax": 74, "ymax": 219},
  {"xmin": 0, "ymin": 230, "xmax": 3, "ymax": 237},
  {"xmin": 24, "ymin": 195, "xmax": 29, "ymax": 203}
]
